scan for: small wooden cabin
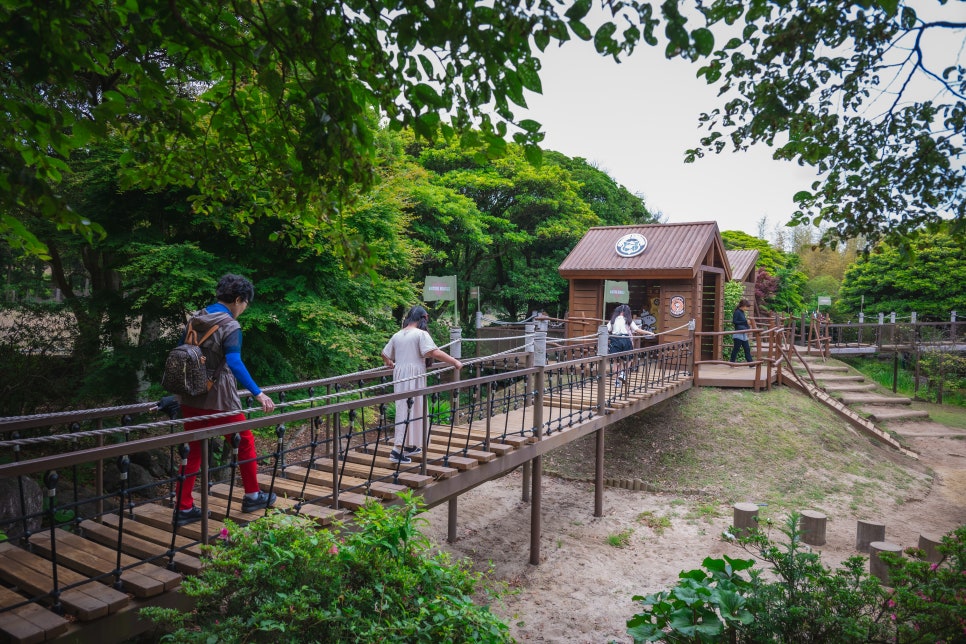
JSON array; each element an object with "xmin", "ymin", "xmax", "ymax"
[
  {"xmin": 558, "ymin": 222, "xmax": 731, "ymax": 361},
  {"xmin": 726, "ymin": 249, "xmax": 759, "ymax": 313}
]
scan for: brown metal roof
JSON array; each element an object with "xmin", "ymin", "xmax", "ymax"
[
  {"xmin": 558, "ymin": 222, "xmax": 731, "ymax": 280},
  {"xmin": 726, "ymin": 249, "xmax": 759, "ymax": 282}
]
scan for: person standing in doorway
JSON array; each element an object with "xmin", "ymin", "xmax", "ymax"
[
  {"xmin": 175, "ymin": 274, "xmax": 276, "ymax": 526},
  {"xmin": 381, "ymin": 306, "xmax": 462, "ymax": 464},
  {"xmin": 730, "ymin": 299, "xmax": 754, "ymax": 363}
]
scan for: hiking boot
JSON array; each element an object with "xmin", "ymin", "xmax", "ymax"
[
  {"xmin": 389, "ymin": 449, "xmax": 412, "ymax": 464},
  {"xmin": 174, "ymin": 506, "xmax": 208, "ymax": 527},
  {"xmin": 241, "ymin": 490, "xmax": 277, "ymax": 513},
  {"xmin": 403, "ymin": 445, "xmax": 422, "ymax": 456}
]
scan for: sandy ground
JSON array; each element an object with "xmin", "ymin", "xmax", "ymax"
[{"xmin": 423, "ymin": 419, "xmax": 966, "ymax": 643}]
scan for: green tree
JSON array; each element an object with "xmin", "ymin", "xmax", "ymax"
[
  {"xmin": 542, "ymin": 152, "xmax": 657, "ymax": 226},
  {"xmin": 0, "ymin": 0, "xmax": 656, "ymax": 262},
  {"xmin": 688, "ymin": 1, "xmax": 965, "ymax": 248},
  {"xmin": 414, "ymin": 139, "xmax": 606, "ymax": 319},
  {"xmin": 721, "ymin": 230, "xmax": 807, "ymax": 314},
  {"xmin": 721, "ymin": 230, "xmax": 785, "ymax": 274},
  {"xmin": 839, "ymin": 229, "xmax": 966, "ymax": 318},
  {"xmin": 7, "ymin": 1, "xmax": 958, "ymax": 260}
]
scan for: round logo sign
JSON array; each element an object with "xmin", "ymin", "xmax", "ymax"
[
  {"xmin": 615, "ymin": 233, "xmax": 647, "ymax": 258},
  {"xmin": 669, "ymin": 295, "xmax": 686, "ymax": 318}
]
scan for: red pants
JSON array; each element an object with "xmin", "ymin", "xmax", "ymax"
[{"xmin": 177, "ymin": 405, "xmax": 258, "ymax": 510}]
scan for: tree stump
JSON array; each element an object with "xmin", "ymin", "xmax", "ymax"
[
  {"xmin": 869, "ymin": 541, "xmax": 902, "ymax": 586},
  {"xmin": 856, "ymin": 520, "xmax": 885, "ymax": 552},
  {"xmin": 733, "ymin": 503, "xmax": 759, "ymax": 538},
  {"xmin": 800, "ymin": 510, "xmax": 827, "ymax": 546},
  {"xmin": 918, "ymin": 533, "xmax": 943, "ymax": 563}
]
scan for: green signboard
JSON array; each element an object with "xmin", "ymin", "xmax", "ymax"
[
  {"xmin": 603, "ymin": 280, "xmax": 629, "ymax": 304},
  {"xmin": 423, "ymin": 275, "xmax": 457, "ymax": 302}
]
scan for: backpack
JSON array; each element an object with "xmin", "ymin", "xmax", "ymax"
[{"xmin": 161, "ymin": 319, "xmax": 224, "ymax": 397}]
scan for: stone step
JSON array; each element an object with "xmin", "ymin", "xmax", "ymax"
[
  {"xmin": 805, "ymin": 365, "xmax": 851, "ymax": 373},
  {"xmin": 823, "ymin": 383, "xmax": 877, "ymax": 393},
  {"xmin": 813, "ymin": 375, "xmax": 866, "ymax": 383},
  {"xmin": 861, "ymin": 407, "xmax": 930, "ymax": 422},
  {"xmin": 838, "ymin": 394, "xmax": 912, "ymax": 406}
]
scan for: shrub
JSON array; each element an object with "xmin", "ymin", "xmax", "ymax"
[
  {"xmin": 627, "ymin": 514, "xmax": 966, "ymax": 642},
  {"xmin": 142, "ymin": 493, "xmax": 512, "ymax": 643}
]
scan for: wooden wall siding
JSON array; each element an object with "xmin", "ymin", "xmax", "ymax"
[
  {"xmin": 701, "ymin": 274, "xmax": 719, "ymax": 360},
  {"xmin": 661, "ymin": 282, "xmax": 692, "ymax": 345},
  {"xmin": 570, "ymin": 279, "xmax": 602, "ymax": 337}
]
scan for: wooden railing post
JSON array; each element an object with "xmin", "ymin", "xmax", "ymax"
[{"xmin": 530, "ymin": 330, "xmax": 546, "ymax": 564}]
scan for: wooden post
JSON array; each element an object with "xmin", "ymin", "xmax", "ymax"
[
  {"xmin": 447, "ymin": 497, "xmax": 457, "ymax": 544},
  {"xmin": 800, "ymin": 510, "xmax": 827, "ymax": 546},
  {"xmin": 522, "ymin": 461, "xmax": 531, "ymax": 502},
  {"xmin": 733, "ymin": 503, "xmax": 759, "ymax": 538},
  {"xmin": 918, "ymin": 533, "xmax": 943, "ymax": 563},
  {"xmin": 869, "ymin": 541, "xmax": 902, "ymax": 586},
  {"xmin": 594, "ymin": 427, "xmax": 604, "ymax": 517},
  {"xmin": 856, "ymin": 520, "xmax": 885, "ymax": 552},
  {"xmin": 529, "ymin": 455, "xmax": 542, "ymax": 566}
]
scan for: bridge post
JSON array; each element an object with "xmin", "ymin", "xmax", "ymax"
[
  {"xmin": 449, "ymin": 327, "xmax": 462, "ymax": 361},
  {"xmin": 593, "ymin": 325, "xmax": 610, "ymax": 517},
  {"xmin": 953, "ymin": 311, "xmax": 958, "ymax": 346},
  {"xmin": 530, "ymin": 331, "xmax": 546, "ymax": 565},
  {"xmin": 522, "ymin": 324, "xmax": 536, "ymax": 503},
  {"xmin": 447, "ymin": 497, "xmax": 458, "ymax": 544}
]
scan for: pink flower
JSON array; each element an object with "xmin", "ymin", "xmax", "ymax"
[
  {"xmin": 217, "ymin": 528, "xmax": 230, "ymax": 541},
  {"xmin": 887, "ymin": 599, "xmax": 896, "ymax": 608},
  {"xmin": 328, "ymin": 544, "xmax": 339, "ymax": 555},
  {"xmin": 930, "ymin": 563, "xmax": 939, "ymax": 571},
  {"xmin": 890, "ymin": 614, "xmax": 896, "ymax": 622}
]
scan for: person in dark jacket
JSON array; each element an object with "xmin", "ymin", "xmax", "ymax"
[
  {"xmin": 730, "ymin": 299, "xmax": 754, "ymax": 363},
  {"xmin": 174, "ymin": 274, "xmax": 276, "ymax": 526}
]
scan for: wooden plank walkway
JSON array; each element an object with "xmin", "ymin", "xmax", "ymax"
[{"xmin": 0, "ymin": 362, "xmax": 694, "ymax": 643}]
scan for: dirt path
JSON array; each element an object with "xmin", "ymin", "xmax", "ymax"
[{"xmin": 424, "ymin": 416, "xmax": 966, "ymax": 643}]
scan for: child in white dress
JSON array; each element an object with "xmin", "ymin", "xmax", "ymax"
[{"xmin": 381, "ymin": 306, "xmax": 463, "ymax": 464}]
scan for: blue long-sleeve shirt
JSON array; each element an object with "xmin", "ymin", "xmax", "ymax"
[{"xmin": 182, "ymin": 302, "xmax": 262, "ymax": 396}]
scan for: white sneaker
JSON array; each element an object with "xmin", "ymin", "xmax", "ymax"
[{"xmin": 389, "ymin": 449, "xmax": 411, "ymax": 464}]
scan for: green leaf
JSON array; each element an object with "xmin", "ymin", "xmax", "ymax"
[
  {"xmin": 900, "ymin": 6, "xmax": 917, "ymax": 28},
  {"xmin": 533, "ymin": 29, "xmax": 550, "ymax": 51},
  {"xmin": 523, "ymin": 144, "xmax": 542, "ymax": 166},
  {"xmin": 569, "ymin": 18, "xmax": 592, "ymax": 41},
  {"xmin": 692, "ymin": 28, "xmax": 714, "ymax": 56},
  {"xmin": 876, "ymin": 0, "xmax": 900, "ymax": 16},
  {"xmin": 564, "ymin": 0, "xmax": 592, "ymax": 21},
  {"xmin": 593, "ymin": 22, "xmax": 618, "ymax": 55}
]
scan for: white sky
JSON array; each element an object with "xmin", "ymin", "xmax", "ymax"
[{"xmin": 522, "ymin": 40, "xmax": 820, "ymax": 238}]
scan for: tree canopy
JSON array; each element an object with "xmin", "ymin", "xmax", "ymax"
[
  {"xmin": 0, "ymin": 0, "xmax": 655, "ymax": 262},
  {"xmin": 3, "ymin": 1, "xmax": 960, "ymax": 262},
  {"xmin": 686, "ymin": 0, "xmax": 965, "ymax": 248},
  {"xmin": 838, "ymin": 229, "xmax": 966, "ymax": 318}
]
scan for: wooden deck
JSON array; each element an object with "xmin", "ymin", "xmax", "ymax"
[{"xmin": 693, "ymin": 361, "xmax": 781, "ymax": 390}]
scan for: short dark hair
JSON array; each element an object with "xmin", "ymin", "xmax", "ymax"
[
  {"xmin": 738, "ymin": 299, "xmax": 751, "ymax": 309},
  {"xmin": 216, "ymin": 274, "xmax": 255, "ymax": 304}
]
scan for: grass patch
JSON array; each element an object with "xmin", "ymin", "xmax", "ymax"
[
  {"xmin": 606, "ymin": 528, "xmax": 634, "ymax": 548},
  {"xmin": 544, "ymin": 386, "xmax": 931, "ymax": 515},
  {"xmin": 636, "ymin": 511, "xmax": 672, "ymax": 535},
  {"xmin": 685, "ymin": 503, "xmax": 722, "ymax": 523}
]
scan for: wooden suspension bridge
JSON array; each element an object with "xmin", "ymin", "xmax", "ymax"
[{"xmin": 0, "ymin": 316, "xmax": 943, "ymax": 643}]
